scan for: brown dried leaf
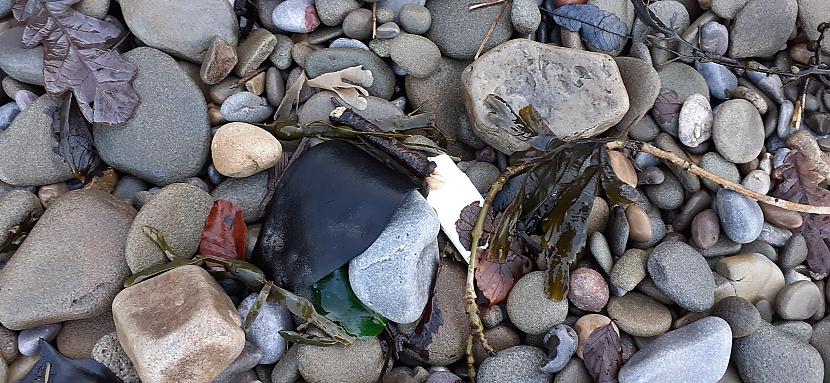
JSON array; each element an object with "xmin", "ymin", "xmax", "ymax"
[
  {"xmin": 274, "ymin": 71, "xmax": 306, "ymax": 122},
  {"xmin": 773, "ymin": 151, "xmax": 830, "ymax": 273},
  {"xmin": 200, "ymin": 200, "xmax": 248, "ymax": 270},
  {"xmin": 651, "ymin": 90, "xmax": 682, "ymax": 127},
  {"xmin": 13, "ymin": 0, "xmax": 139, "ymax": 124},
  {"xmin": 306, "ymin": 66, "xmax": 373, "ymax": 110},
  {"xmin": 454, "ymin": 201, "xmax": 495, "ymax": 252},
  {"xmin": 475, "ymin": 241, "xmax": 533, "ymax": 306},
  {"xmin": 51, "ymin": 95, "xmax": 102, "ymax": 181},
  {"xmin": 583, "ymin": 323, "xmax": 622, "ymax": 383}
]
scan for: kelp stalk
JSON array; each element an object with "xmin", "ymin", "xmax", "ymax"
[
  {"xmin": 608, "ymin": 140, "xmax": 830, "ymax": 214},
  {"xmin": 465, "ymin": 163, "xmax": 530, "ymax": 380}
]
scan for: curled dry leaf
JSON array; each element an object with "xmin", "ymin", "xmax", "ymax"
[
  {"xmin": 651, "ymin": 90, "xmax": 682, "ymax": 127},
  {"xmin": 274, "ymin": 71, "xmax": 307, "ymax": 122},
  {"xmin": 12, "ymin": 0, "xmax": 140, "ymax": 124},
  {"xmin": 51, "ymin": 95, "xmax": 102, "ymax": 181},
  {"xmin": 307, "ymin": 66, "xmax": 374, "ymax": 111},
  {"xmin": 773, "ymin": 151, "xmax": 830, "ymax": 274},
  {"xmin": 199, "ymin": 200, "xmax": 248, "ymax": 269},
  {"xmin": 583, "ymin": 323, "xmax": 622, "ymax": 383}
]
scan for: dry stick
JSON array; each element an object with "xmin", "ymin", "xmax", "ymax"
[
  {"xmin": 607, "ymin": 140, "xmax": 830, "ymax": 214},
  {"xmin": 474, "ymin": 0, "xmax": 510, "ymax": 59},
  {"xmin": 372, "ymin": 2, "xmax": 377, "ymax": 39},
  {"xmin": 465, "ymin": 163, "xmax": 530, "ymax": 381},
  {"xmin": 466, "ymin": 335, "xmax": 476, "ymax": 383}
]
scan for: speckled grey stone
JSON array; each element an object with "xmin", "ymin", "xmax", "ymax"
[
  {"xmin": 461, "ymin": 161, "xmax": 500, "ymax": 194},
  {"xmin": 775, "ymin": 321, "xmax": 812, "ymax": 342},
  {"xmin": 349, "ymin": 191, "xmax": 439, "ymax": 324},
  {"xmin": 124, "ymin": 183, "xmax": 213, "ymax": 274},
  {"xmin": 590, "ymin": 232, "xmax": 614, "ymax": 275},
  {"xmin": 0, "ymin": 0, "xmax": 10, "ymax": 18},
  {"xmin": 507, "ymin": 272, "xmax": 568, "ymax": 335},
  {"xmin": 648, "ymin": 241, "xmax": 715, "ymax": 312},
  {"xmin": 757, "ymin": 222, "xmax": 791, "ymax": 247},
  {"xmin": 425, "ymin": 0, "xmax": 513, "ymax": 59},
  {"xmin": 734, "ymin": 323, "xmax": 824, "ymax": 383},
  {"xmin": 237, "ymin": 294, "xmax": 292, "ymax": 364},
  {"xmin": 810, "ymin": 316, "xmax": 830, "ymax": 382},
  {"xmin": 618, "ymin": 317, "xmax": 732, "ymax": 383},
  {"xmin": 297, "ymin": 335, "xmax": 384, "ymax": 383},
  {"xmin": 0, "ymin": 102, "xmax": 19, "ymax": 131},
  {"xmin": 271, "ymin": 345, "xmax": 300, "ymax": 383},
  {"xmin": 211, "ymin": 171, "xmax": 268, "ymax": 223},
  {"xmin": 0, "ymin": 95, "xmax": 74, "ymax": 186},
  {"xmin": 92, "ymin": 333, "xmax": 140, "ymax": 383},
  {"xmin": 728, "ymin": 0, "xmax": 797, "ymax": 59},
  {"xmin": 298, "ymin": 90, "xmax": 403, "ymax": 126},
  {"xmin": 305, "ymin": 48, "xmax": 395, "ymax": 99},
  {"xmin": 220, "ymin": 91, "xmax": 275, "ymax": 123},
  {"xmin": 400, "ymin": 4, "xmax": 432, "ymax": 34},
  {"xmin": 389, "ymin": 34, "xmax": 441, "ymax": 78},
  {"xmin": 643, "ymin": 171, "xmax": 684, "ymax": 210},
  {"xmin": 269, "ymin": 34, "xmax": 294, "ymax": 70},
  {"xmin": 657, "ymin": 62, "xmax": 710, "ymax": 104},
  {"xmin": 0, "ymin": 190, "xmax": 43, "ymax": 240},
  {"xmin": 712, "ymin": 296, "xmax": 762, "ymax": 338},
  {"xmin": 0, "ymin": 27, "xmax": 44, "ymax": 86},
  {"xmin": 554, "ymin": 358, "xmax": 591, "ymax": 383},
  {"xmin": 717, "ymin": 189, "xmax": 763, "ymax": 244},
  {"xmin": 712, "ymin": 99, "xmax": 764, "ymax": 164},
  {"xmin": 699, "ymin": 152, "xmax": 740, "ymax": 191},
  {"xmin": 316, "ymin": 0, "xmax": 360, "ymax": 26},
  {"xmin": 478, "ymin": 346, "xmax": 550, "ymax": 383},
  {"xmin": 608, "ymin": 206, "xmax": 629, "ymax": 257},
  {"xmin": 94, "ymin": 48, "xmax": 210, "ymax": 186},
  {"xmin": 780, "ymin": 234, "xmax": 808, "ymax": 269},
  {"xmin": 775, "ymin": 281, "xmax": 821, "ymax": 320},
  {"xmin": 613, "ymin": 57, "xmax": 661, "ymax": 135},
  {"xmin": 611, "ymin": 249, "xmax": 650, "ymax": 293}
]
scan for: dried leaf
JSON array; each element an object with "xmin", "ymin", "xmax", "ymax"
[
  {"xmin": 312, "ymin": 267, "xmax": 387, "ymax": 338},
  {"xmin": 306, "ymin": 66, "xmax": 373, "ymax": 110},
  {"xmin": 455, "ymin": 201, "xmax": 495, "ymax": 252},
  {"xmin": 51, "ymin": 95, "xmax": 102, "ymax": 181},
  {"xmin": 22, "ymin": 339, "xmax": 122, "ymax": 383},
  {"xmin": 12, "ymin": 0, "xmax": 139, "ymax": 124},
  {"xmin": 475, "ymin": 242, "xmax": 533, "ymax": 306},
  {"xmin": 200, "ymin": 200, "xmax": 248, "ymax": 265},
  {"xmin": 583, "ymin": 323, "xmax": 622, "ymax": 383},
  {"xmin": 773, "ymin": 151, "xmax": 830, "ymax": 273},
  {"xmin": 274, "ymin": 71, "xmax": 307, "ymax": 122},
  {"xmin": 402, "ymin": 292, "xmax": 443, "ymax": 360},
  {"xmin": 547, "ymin": 4, "xmax": 629, "ymax": 52},
  {"xmin": 651, "ymin": 90, "xmax": 682, "ymax": 127}
]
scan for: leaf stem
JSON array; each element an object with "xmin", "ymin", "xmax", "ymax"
[
  {"xmin": 474, "ymin": 0, "xmax": 510, "ymax": 59},
  {"xmin": 465, "ymin": 163, "xmax": 531, "ymax": 378},
  {"xmin": 608, "ymin": 140, "xmax": 830, "ymax": 214}
]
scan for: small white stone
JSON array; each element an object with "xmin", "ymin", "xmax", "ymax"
[
  {"xmin": 678, "ymin": 93, "xmax": 713, "ymax": 147},
  {"xmin": 211, "ymin": 122, "xmax": 283, "ymax": 178}
]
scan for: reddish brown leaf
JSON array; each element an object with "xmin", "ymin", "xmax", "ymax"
[
  {"xmin": 651, "ymin": 90, "xmax": 682, "ymax": 127},
  {"xmin": 773, "ymin": 151, "xmax": 830, "ymax": 273},
  {"xmin": 200, "ymin": 200, "xmax": 248, "ymax": 264},
  {"xmin": 583, "ymin": 323, "xmax": 622, "ymax": 383},
  {"xmin": 475, "ymin": 240, "xmax": 533, "ymax": 306},
  {"xmin": 12, "ymin": 0, "xmax": 139, "ymax": 124},
  {"xmin": 455, "ymin": 201, "xmax": 495, "ymax": 252}
]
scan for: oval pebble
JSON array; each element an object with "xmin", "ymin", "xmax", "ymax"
[{"xmin": 678, "ymin": 93, "xmax": 713, "ymax": 147}]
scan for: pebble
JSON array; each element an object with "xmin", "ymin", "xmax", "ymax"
[
  {"xmin": 757, "ymin": 222, "xmax": 791, "ymax": 247},
  {"xmin": 0, "ymin": 27, "xmax": 45, "ymax": 86},
  {"xmin": 272, "ymin": 0, "xmax": 320, "ymax": 33},
  {"xmin": 55, "ymin": 312, "xmax": 115, "ymax": 359},
  {"xmin": 507, "ymin": 271, "xmax": 569, "ymax": 335},
  {"xmin": 716, "ymin": 189, "xmax": 764, "ymax": 244},
  {"xmin": 608, "ymin": 292, "xmax": 672, "ymax": 337},
  {"xmin": 123, "ymin": 183, "xmax": 212, "ymax": 273},
  {"xmin": 777, "ymin": 100, "xmax": 795, "ymax": 138},
  {"xmin": 463, "ymin": 40, "xmax": 628, "ymax": 153},
  {"xmin": 265, "ymin": 67, "xmax": 286, "ymax": 107},
  {"xmin": 742, "ymin": 241, "xmax": 777, "ymax": 262},
  {"xmin": 614, "ymin": 57, "xmax": 661, "ymax": 136},
  {"xmin": 298, "ymin": 336, "xmax": 384, "ymax": 383},
  {"xmin": 92, "ymin": 333, "xmax": 140, "ymax": 383},
  {"xmin": 234, "ymin": 28, "xmax": 277, "ymax": 77},
  {"xmin": 648, "ymin": 241, "xmax": 716, "ymax": 312},
  {"xmin": 780, "ymin": 234, "xmax": 807, "ymax": 269},
  {"xmin": 712, "ymin": 99, "xmax": 765, "ymax": 164},
  {"xmin": 691, "ymin": 209, "xmax": 720, "ymax": 249},
  {"xmin": 220, "ymin": 91, "xmax": 275, "ymax": 123},
  {"xmin": 425, "ymin": 0, "xmax": 513, "ymax": 59},
  {"xmin": 712, "ymin": 296, "xmax": 762, "ymax": 338},
  {"xmin": 342, "ymin": 8, "xmax": 373, "ymax": 40},
  {"xmin": 510, "ymin": 0, "xmax": 542, "ymax": 35},
  {"xmin": 0, "ymin": 102, "xmax": 18, "ymax": 131},
  {"xmin": 590, "ymin": 233, "xmax": 614, "ymax": 275},
  {"xmin": 349, "ymin": 191, "xmax": 439, "ymax": 324},
  {"xmin": 733, "ymin": 85, "xmax": 768, "ymax": 114},
  {"xmin": 700, "ymin": 152, "xmax": 740, "ymax": 191},
  {"xmin": 377, "ymin": 22, "xmax": 402, "ymax": 39},
  {"xmin": 0, "ymin": 325, "xmax": 18, "ymax": 363},
  {"xmin": 113, "ymin": 265, "xmax": 244, "ymax": 383},
  {"xmin": 760, "ymin": 202, "xmax": 803, "ymax": 229},
  {"xmin": 811, "ymin": 317, "xmax": 830, "ymax": 382},
  {"xmin": 389, "ymin": 34, "xmax": 441, "ymax": 78},
  {"xmin": 400, "ymin": 4, "xmax": 432, "ymax": 34},
  {"xmin": 119, "ymin": 0, "xmax": 238, "ymax": 62},
  {"xmin": 775, "ymin": 321, "xmax": 812, "ymax": 342},
  {"xmin": 695, "ymin": 61, "xmax": 738, "ymax": 100},
  {"xmin": 94, "ymin": 48, "xmax": 210, "ymax": 185},
  {"xmin": 297, "ymin": 91, "xmax": 402, "ymax": 126},
  {"xmin": 699, "ymin": 21, "xmax": 729, "ymax": 55},
  {"xmin": 609, "ymin": 151, "xmax": 638, "ymax": 187},
  {"xmin": 0, "ymin": 191, "xmax": 134, "ymax": 330},
  {"xmin": 376, "ymin": 6, "xmax": 396, "ymax": 23},
  {"xmin": 567, "ymin": 267, "xmax": 609, "ymax": 312},
  {"xmin": 588, "ymin": 197, "xmax": 610, "ymax": 234},
  {"xmin": 271, "ymin": 346, "xmax": 300, "ymax": 383},
  {"xmin": 237, "ymin": 293, "xmax": 292, "ymax": 364},
  {"xmin": 200, "ymin": 36, "xmax": 237, "ymax": 85},
  {"xmin": 211, "ymin": 122, "xmax": 283, "ymax": 178},
  {"xmin": 17, "ymin": 323, "xmax": 61, "ymax": 356},
  {"xmin": 728, "ymin": 0, "xmax": 797, "ymax": 58},
  {"xmin": 715, "ymin": 253, "xmax": 785, "ymax": 303},
  {"xmin": 733, "ymin": 323, "xmax": 824, "ymax": 383},
  {"xmin": 775, "ymin": 281, "xmax": 821, "ymax": 320},
  {"xmin": 329, "ymin": 37, "xmax": 369, "ymax": 50},
  {"xmin": 268, "ymin": 34, "xmax": 294, "ymax": 70},
  {"xmin": 473, "ymin": 325, "xmax": 521, "ymax": 362},
  {"xmin": 554, "ymin": 358, "xmax": 592, "ymax": 383},
  {"xmin": 316, "ymin": 0, "xmax": 360, "ymax": 26},
  {"xmin": 477, "ymin": 346, "xmax": 550, "ymax": 383},
  {"xmin": 618, "ymin": 317, "xmax": 732, "ymax": 383},
  {"xmin": 608, "ymin": 206, "xmax": 629, "ymax": 257},
  {"xmin": 643, "ymin": 171, "xmax": 684, "ymax": 210},
  {"xmin": 678, "ymin": 93, "xmax": 713, "ymax": 147},
  {"xmin": 427, "ymin": 371, "xmax": 463, "ymax": 383},
  {"xmin": 541, "ymin": 324, "xmax": 578, "ymax": 373},
  {"xmin": 306, "ymin": 48, "xmax": 395, "ymax": 99},
  {"xmin": 741, "ymin": 170, "xmax": 771, "ymax": 194}
]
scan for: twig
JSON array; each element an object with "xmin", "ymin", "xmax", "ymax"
[
  {"xmin": 372, "ymin": 1, "xmax": 377, "ymax": 39},
  {"xmin": 465, "ymin": 163, "xmax": 530, "ymax": 380},
  {"xmin": 608, "ymin": 140, "xmax": 830, "ymax": 214},
  {"xmin": 474, "ymin": 0, "xmax": 509, "ymax": 59},
  {"xmin": 466, "ymin": 334, "xmax": 476, "ymax": 383},
  {"xmin": 469, "ymin": 0, "xmax": 505, "ymax": 10},
  {"xmin": 792, "ymin": 77, "xmax": 808, "ymax": 133}
]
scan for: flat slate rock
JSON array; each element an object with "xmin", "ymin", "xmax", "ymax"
[{"xmin": 94, "ymin": 48, "xmax": 211, "ymax": 186}]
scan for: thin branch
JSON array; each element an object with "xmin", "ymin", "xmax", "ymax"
[
  {"xmin": 608, "ymin": 140, "xmax": 830, "ymax": 214},
  {"xmin": 466, "ymin": 334, "xmax": 476, "ymax": 383},
  {"xmin": 474, "ymin": 0, "xmax": 509, "ymax": 59},
  {"xmin": 465, "ymin": 162, "xmax": 530, "ymax": 379},
  {"xmin": 372, "ymin": 1, "xmax": 377, "ymax": 39}
]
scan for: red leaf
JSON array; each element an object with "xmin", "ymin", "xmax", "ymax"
[
  {"xmin": 773, "ymin": 151, "xmax": 830, "ymax": 273},
  {"xmin": 651, "ymin": 90, "xmax": 681, "ymax": 127},
  {"xmin": 475, "ymin": 240, "xmax": 533, "ymax": 306},
  {"xmin": 583, "ymin": 323, "xmax": 622, "ymax": 383},
  {"xmin": 200, "ymin": 200, "xmax": 248, "ymax": 264},
  {"xmin": 12, "ymin": 0, "xmax": 139, "ymax": 124}
]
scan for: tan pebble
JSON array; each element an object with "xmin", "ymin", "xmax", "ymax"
[
  {"xmin": 38, "ymin": 182, "xmax": 70, "ymax": 208},
  {"xmin": 211, "ymin": 122, "xmax": 283, "ymax": 178},
  {"xmin": 83, "ymin": 168, "xmax": 118, "ymax": 193},
  {"xmin": 789, "ymin": 43, "xmax": 813, "ymax": 65},
  {"xmin": 733, "ymin": 86, "xmax": 768, "ymax": 114},
  {"xmin": 208, "ymin": 105, "xmax": 226, "ymax": 126},
  {"xmin": 759, "ymin": 202, "xmax": 803, "ymax": 229},
  {"xmin": 7, "ymin": 355, "xmax": 38, "ymax": 383},
  {"xmin": 691, "ymin": 209, "xmax": 720, "ymax": 249},
  {"xmin": 574, "ymin": 314, "xmax": 618, "ymax": 359},
  {"xmin": 587, "ymin": 197, "xmax": 609, "ymax": 234},
  {"xmin": 625, "ymin": 205, "xmax": 653, "ymax": 242},
  {"xmin": 608, "ymin": 151, "xmax": 637, "ymax": 187},
  {"xmin": 245, "ymin": 71, "xmax": 266, "ymax": 95}
]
